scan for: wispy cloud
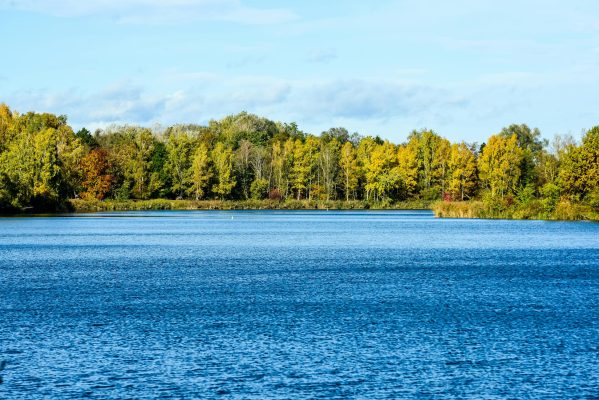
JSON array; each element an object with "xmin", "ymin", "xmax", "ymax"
[
  {"xmin": 0, "ymin": 0, "xmax": 297, "ymax": 24},
  {"xmin": 6, "ymin": 82, "xmax": 170, "ymax": 126},
  {"xmin": 306, "ymin": 48, "xmax": 337, "ymax": 64},
  {"xmin": 290, "ymin": 79, "xmax": 466, "ymax": 122},
  {"xmin": 226, "ymin": 54, "xmax": 266, "ymax": 69},
  {"xmin": 4, "ymin": 76, "xmax": 470, "ymax": 133}
]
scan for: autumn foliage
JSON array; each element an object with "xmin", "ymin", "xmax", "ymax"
[
  {"xmin": 80, "ymin": 149, "xmax": 112, "ymax": 200},
  {"xmin": 0, "ymin": 104, "xmax": 597, "ymax": 214}
]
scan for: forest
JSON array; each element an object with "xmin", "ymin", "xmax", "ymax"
[{"xmin": 0, "ymin": 103, "xmax": 597, "ymax": 218}]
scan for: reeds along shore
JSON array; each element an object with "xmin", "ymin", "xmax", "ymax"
[
  {"xmin": 67, "ymin": 198, "xmax": 598, "ymax": 221},
  {"xmin": 432, "ymin": 200, "xmax": 599, "ymax": 221},
  {"xmin": 68, "ymin": 199, "xmax": 432, "ymax": 213}
]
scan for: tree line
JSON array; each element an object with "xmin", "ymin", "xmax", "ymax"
[{"xmin": 0, "ymin": 103, "xmax": 597, "ymax": 212}]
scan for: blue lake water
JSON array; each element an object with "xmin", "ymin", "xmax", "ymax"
[{"xmin": 0, "ymin": 210, "xmax": 598, "ymax": 398}]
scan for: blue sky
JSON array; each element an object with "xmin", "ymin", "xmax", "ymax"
[{"xmin": 1, "ymin": 0, "xmax": 598, "ymax": 143}]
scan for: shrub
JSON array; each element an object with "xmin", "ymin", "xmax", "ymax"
[
  {"xmin": 421, "ymin": 187, "xmax": 441, "ymax": 201},
  {"xmin": 539, "ymin": 183, "xmax": 561, "ymax": 213},
  {"xmin": 268, "ymin": 188, "xmax": 282, "ymax": 201},
  {"xmin": 250, "ymin": 178, "xmax": 269, "ymax": 200},
  {"xmin": 586, "ymin": 188, "xmax": 599, "ymax": 208},
  {"xmin": 517, "ymin": 184, "xmax": 536, "ymax": 206}
]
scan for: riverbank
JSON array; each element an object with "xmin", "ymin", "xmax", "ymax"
[
  {"xmin": 432, "ymin": 200, "xmax": 599, "ymax": 221},
  {"xmin": 4, "ymin": 198, "xmax": 597, "ymax": 221},
  {"xmin": 68, "ymin": 198, "xmax": 432, "ymax": 213}
]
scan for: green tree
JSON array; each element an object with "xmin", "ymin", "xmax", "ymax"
[
  {"xmin": 249, "ymin": 145, "xmax": 270, "ymax": 198},
  {"xmin": 164, "ymin": 130, "xmax": 194, "ymax": 198},
  {"xmin": 558, "ymin": 126, "xmax": 599, "ymax": 201},
  {"xmin": 318, "ymin": 138, "xmax": 340, "ymax": 200},
  {"xmin": 75, "ymin": 127, "xmax": 98, "ymax": 148},
  {"xmin": 250, "ymin": 178, "xmax": 269, "ymax": 200},
  {"xmin": 211, "ymin": 142, "xmax": 236, "ymax": 199},
  {"xmin": 131, "ymin": 129, "xmax": 156, "ymax": 199},
  {"xmin": 271, "ymin": 139, "xmax": 294, "ymax": 198},
  {"xmin": 213, "ymin": 112, "xmax": 279, "ymax": 147},
  {"xmin": 500, "ymin": 124, "xmax": 546, "ymax": 187},
  {"xmin": 235, "ymin": 139, "xmax": 253, "ymax": 199},
  {"xmin": 321, "ymin": 127, "xmax": 350, "ymax": 143}
]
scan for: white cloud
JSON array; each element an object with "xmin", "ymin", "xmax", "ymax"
[
  {"xmin": 6, "ymin": 81, "xmax": 169, "ymax": 126},
  {"xmin": 10, "ymin": 72, "xmax": 596, "ymax": 142},
  {"xmin": 4, "ymin": 76, "xmax": 470, "ymax": 135},
  {"xmin": 306, "ymin": 48, "xmax": 337, "ymax": 64},
  {"xmin": 0, "ymin": 0, "xmax": 297, "ymax": 24}
]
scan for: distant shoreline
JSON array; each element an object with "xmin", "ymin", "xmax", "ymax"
[
  {"xmin": 1, "ymin": 199, "xmax": 597, "ymax": 222},
  {"xmin": 66, "ymin": 199, "xmax": 432, "ymax": 213}
]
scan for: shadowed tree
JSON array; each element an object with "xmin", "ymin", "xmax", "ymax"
[
  {"xmin": 500, "ymin": 124, "xmax": 546, "ymax": 188},
  {"xmin": 339, "ymin": 141, "xmax": 358, "ymax": 201}
]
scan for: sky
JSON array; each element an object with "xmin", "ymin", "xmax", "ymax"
[{"xmin": 1, "ymin": 0, "xmax": 598, "ymax": 143}]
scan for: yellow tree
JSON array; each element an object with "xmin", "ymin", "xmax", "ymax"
[
  {"xmin": 357, "ymin": 137, "xmax": 377, "ymax": 200},
  {"xmin": 33, "ymin": 128, "xmax": 62, "ymax": 203},
  {"xmin": 408, "ymin": 130, "xmax": 452, "ymax": 198},
  {"xmin": 0, "ymin": 103, "xmax": 15, "ymax": 151},
  {"xmin": 189, "ymin": 143, "xmax": 212, "ymax": 200},
  {"xmin": 433, "ymin": 138, "xmax": 452, "ymax": 196},
  {"xmin": 211, "ymin": 142, "xmax": 236, "ymax": 199},
  {"xmin": 291, "ymin": 139, "xmax": 311, "ymax": 200},
  {"xmin": 448, "ymin": 142, "xmax": 477, "ymax": 200},
  {"xmin": 318, "ymin": 138, "xmax": 340, "ymax": 200},
  {"xmin": 339, "ymin": 141, "xmax": 358, "ymax": 201},
  {"xmin": 304, "ymin": 135, "xmax": 320, "ymax": 200},
  {"xmin": 396, "ymin": 142, "xmax": 418, "ymax": 199},
  {"xmin": 478, "ymin": 134, "xmax": 523, "ymax": 197},
  {"xmin": 0, "ymin": 111, "xmax": 78, "ymax": 209},
  {"xmin": 364, "ymin": 140, "xmax": 397, "ymax": 201}
]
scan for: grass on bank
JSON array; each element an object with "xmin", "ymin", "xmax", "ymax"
[
  {"xmin": 433, "ymin": 200, "xmax": 599, "ymax": 221},
  {"xmin": 68, "ymin": 198, "xmax": 433, "ymax": 213},
  {"xmin": 10, "ymin": 198, "xmax": 598, "ymax": 222}
]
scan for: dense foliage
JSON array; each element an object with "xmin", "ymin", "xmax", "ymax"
[{"xmin": 0, "ymin": 103, "xmax": 597, "ymax": 214}]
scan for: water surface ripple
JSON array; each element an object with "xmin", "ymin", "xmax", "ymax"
[{"xmin": 0, "ymin": 211, "xmax": 598, "ymax": 398}]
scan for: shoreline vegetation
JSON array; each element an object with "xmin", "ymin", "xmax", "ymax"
[
  {"xmin": 0, "ymin": 103, "xmax": 597, "ymax": 220},
  {"xmin": 5, "ymin": 198, "xmax": 598, "ymax": 222},
  {"xmin": 432, "ymin": 200, "xmax": 599, "ymax": 222},
  {"xmin": 67, "ymin": 199, "xmax": 599, "ymax": 221},
  {"xmin": 68, "ymin": 199, "xmax": 432, "ymax": 213},
  {"xmin": 4, "ymin": 198, "xmax": 596, "ymax": 222}
]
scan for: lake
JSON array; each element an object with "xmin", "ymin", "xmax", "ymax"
[{"xmin": 0, "ymin": 210, "xmax": 598, "ymax": 398}]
